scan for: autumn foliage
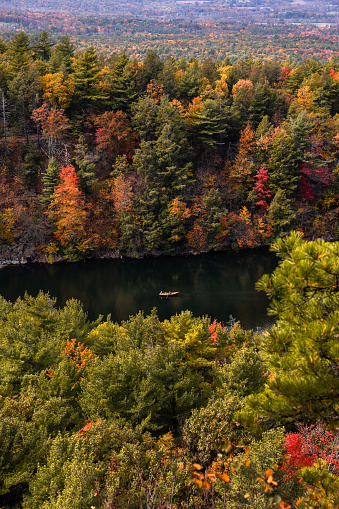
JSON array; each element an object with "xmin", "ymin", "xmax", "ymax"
[
  {"xmin": 95, "ymin": 110, "xmax": 135, "ymax": 158},
  {"xmin": 282, "ymin": 423, "xmax": 339, "ymax": 481},
  {"xmin": 48, "ymin": 166, "xmax": 87, "ymax": 255},
  {"xmin": 31, "ymin": 102, "xmax": 70, "ymax": 157},
  {"xmin": 1, "ymin": 32, "xmax": 339, "ymax": 262}
]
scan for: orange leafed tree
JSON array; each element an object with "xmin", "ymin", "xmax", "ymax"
[
  {"xmin": 230, "ymin": 124, "xmax": 256, "ymax": 190},
  {"xmin": 185, "ymin": 96, "xmax": 203, "ymax": 124},
  {"xmin": 83, "ymin": 187, "xmax": 119, "ymax": 252},
  {"xmin": 170, "ymin": 99, "xmax": 186, "ymax": 117},
  {"xmin": 49, "ymin": 166, "xmax": 88, "ymax": 256},
  {"xmin": 31, "ymin": 102, "xmax": 70, "ymax": 158},
  {"xmin": 330, "ymin": 68, "xmax": 339, "ymax": 80},
  {"xmin": 61, "ymin": 338, "xmax": 97, "ymax": 373},
  {"xmin": 95, "ymin": 110, "xmax": 135, "ymax": 159},
  {"xmin": 186, "ymin": 199, "xmax": 208, "ymax": 253},
  {"xmin": 169, "ymin": 198, "xmax": 191, "ymax": 221},
  {"xmin": 146, "ymin": 79, "xmax": 164, "ymax": 102},
  {"xmin": 112, "ymin": 174, "xmax": 134, "ymax": 214},
  {"xmin": 46, "ymin": 339, "xmax": 97, "ymax": 395},
  {"xmin": 168, "ymin": 198, "xmax": 191, "ymax": 244}
]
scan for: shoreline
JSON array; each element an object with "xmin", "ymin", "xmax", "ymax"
[{"xmin": 0, "ymin": 240, "xmax": 271, "ymax": 270}]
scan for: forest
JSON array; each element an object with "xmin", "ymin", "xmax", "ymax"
[
  {"xmin": 1, "ymin": 11, "xmax": 339, "ymax": 62},
  {"xmin": 0, "ymin": 30, "xmax": 339, "ymax": 264},
  {"xmin": 1, "ymin": 232, "xmax": 339, "ymax": 508},
  {"xmin": 1, "ymin": 24, "xmax": 339, "ymax": 509},
  {"xmin": 3, "ymin": 0, "xmax": 339, "ymax": 25}
]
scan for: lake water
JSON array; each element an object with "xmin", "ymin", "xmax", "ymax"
[{"xmin": 0, "ymin": 248, "xmax": 278, "ymax": 329}]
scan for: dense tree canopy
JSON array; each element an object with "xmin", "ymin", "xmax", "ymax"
[
  {"xmin": 1, "ymin": 24, "xmax": 339, "ymax": 509},
  {"xmin": 238, "ymin": 232, "xmax": 339, "ymax": 430},
  {"xmin": 1, "ymin": 32, "xmax": 339, "ymax": 261},
  {"xmin": 1, "ymin": 235, "xmax": 339, "ymax": 507}
]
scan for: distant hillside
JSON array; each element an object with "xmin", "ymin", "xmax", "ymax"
[
  {"xmin": 1, "ymin": 0, "xmax": 339, "ymax": 24},
  {"xmin": 0, "ymin": 10, "xmax": 338, "ymax": 62}
]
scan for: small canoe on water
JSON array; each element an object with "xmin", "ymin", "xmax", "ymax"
[{"xmin": 159, "ymin": 291, "xmax": 179, "ymax": 297}]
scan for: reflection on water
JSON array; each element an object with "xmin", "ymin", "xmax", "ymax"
[{"xmin": 0, "ymin": 248, "xmax": 278, "ymax": 329}]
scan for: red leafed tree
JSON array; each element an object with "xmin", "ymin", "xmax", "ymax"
[
  {"xmin": 232, "ymin": 79, "xmax": 254, "ymax": 106},
  {"xmin": 300, "ymin": 147, "xmax": 333, "ymax": 186},
  {"xmin": 330, "ymin": 68, "xmax": 339, "ymax": 80},
  {"xmin": 208, "ymin": 320, "xmax": 228, "ymax": 346},
  {"xmin": 31, "ymin": 102, "xmax": 70, "ymax": 158},
  {"xmin": 282, "ymin": 423, "xmax": 339, "ymax": 481},
  {"xmin": 300, "ymin": 161, "xmax": 333, "ymax": 186},
  {"xmin": 298, "ymin": 176, "xmax": 316, "ymax": 202},
  {"xmin": 252, "ymin": 167, "xmax": 273, "ymax": 211},
  {"xmin": 84, "ymin": 187, "xmax": 119, "ymax": 252},
  {"xmin": 276, "ymin": 65, "xmax": 293, "ymax": 88},
  {"xmin": 49, "ymin": 166, "xmax": 88, "ymax": 257},
  {"xmin": 95, "ymin": 110, "xmax": 135, "ymax": 159},
  {"xmin": 186, "ymin": 199, "xmax": 208, "ymax": 253}
]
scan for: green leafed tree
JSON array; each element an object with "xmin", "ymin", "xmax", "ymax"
[
  {"xmin": 136, "ymin": 49, "xmax": 163, "ymax": 93},
  {"xmin": 50, "ymin": 36, "xmax": 75, "ymax": 77},
  {"xmin": 8, "ymin": 66, "xmax": 40, "ymax": 139},
  {"xmin": 237, "ymin": 232, "xmax": 339, "ymax": 430},
  {"xmin": 132, "ymin": 95, "xmax": 186, "ymax": 143},
  {"xmin": 22, "ymin": 142, "xmax": 41, "ymax": 189},
  {"xmin": 32, "ymin": 31, "xmax": 54, "ymax": 62},
  {"xmin": 73, "ymin": 135, "xmax": 99, "ymax": 192},
  {"xmin": 267, "ymin": 130, "xmax": 301, "ymax": 196},
  {"xmin": 9, "ymin": 32, "xmax": 32, "ymax": 74},
  {"xmin": 80, "ymin": 341, "xmax": 210, "ymax": 433},
  {"xmin": 0, "ymin": 292, "xmax": 93, "ymax": 398},
  {"xmin": 188, "ymin": 98, "xmax": 227, "ymax": 151},
  {"xmin": 108, "ymin": 52, "xmax": 138, "ymax": 114},
  {"xmin": 22, "ymin": 432, "xmax": 97, "ymax": 509},
  {"xmin": 42, "ymin": 157, "xmax": 60, "ymax": 204},
  {"xmin": 267, "ymin": 188, "xmax": 297, "ymax": 234},
  {"xmin": 70, "ymin": 47, "xmax": 106, "ymax": 117},
  {"xmin": 175, "ymin": 64, "xmax": 203, "ymax": 104},
  {"xmin": 0, "ymin": 292, "xmax": 60, "ymax": 396},
  {"xmin": 133, "ymin": 123, "xmax": 193, "ymax": 253}
]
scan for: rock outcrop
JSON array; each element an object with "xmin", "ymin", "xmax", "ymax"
[{"xmin": 0, "ymin": 243, "xmax": 46, "ymax": 269}]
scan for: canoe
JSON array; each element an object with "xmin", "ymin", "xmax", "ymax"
[{"xmin": 159, "ymin": 291, "xmax": 179, "ymax": 297}]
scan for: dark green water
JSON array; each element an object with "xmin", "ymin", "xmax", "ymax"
[{"xmin": 0, "ymin": 248, "xmax": 278, "ymax": 329}]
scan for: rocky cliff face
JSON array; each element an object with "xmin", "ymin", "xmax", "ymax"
[{"xmin": 0, "ymin": 243, "xmax": 46, "ymax": 269}]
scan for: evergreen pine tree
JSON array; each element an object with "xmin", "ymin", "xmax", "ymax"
[
  {"xmin": 22, "ymin": 143, "xmax": 41, "ymax": 188},
  {"xmin": 133, "ymin": 123, "xmax": 193, "ymax": 252},
  {"xmin": 237, "ymin": 232, "xmax": 339, "ymax": 430},
  {"xmin": 255, "ymin": 114, "xmax": 273, "ymax": 141},
  {"xmin": 9, "ymin": 32, "xmax": 31, "ymax": 73},
  {"xmin": 70, "ymin": 47, "xmax": 106, "ymax": 116},
  {"xmin": 42, "ymin": 157, "xmax": 60, "ymax": 204},
  {"xmin": 32, "ymin": 31, "xmax": 54, "ymax": 61},
  {"xmin": 73, "ymin": 136, "xmax": 98, "ymax": 192},
  {"xmin": 267, "ymin": 131, "xmax": 301, "ymax": 196},
  {"xmin": 109, "ymin": 52, "xmax": 138, "ymax": 114},
  {"xmin": 51, "ymin": 36, "xmax": 75, "ymax": 76},
  {"xmin": 267, "ymin": 188, "xmax": 297, "ymax": 234},
  {"xmin": 188, "ymin": 98, "xmax": 227, "ymax": 150}
]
